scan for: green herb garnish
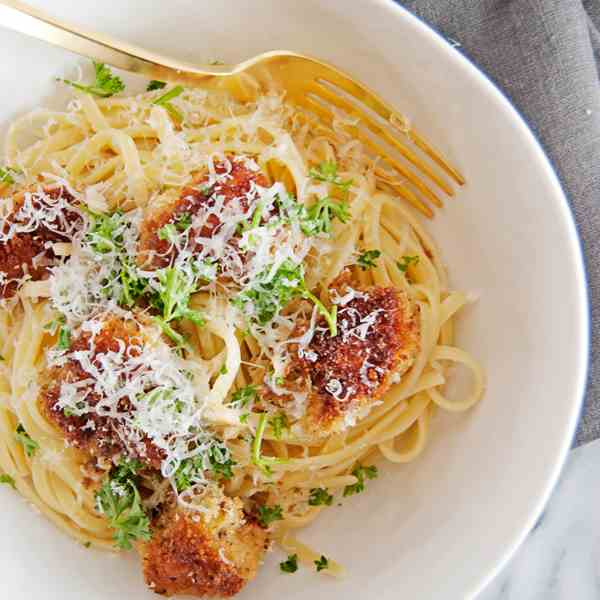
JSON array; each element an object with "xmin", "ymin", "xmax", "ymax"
[
  {"xmin": 95, "ymin": 459, "xmax": 150, "ymax": 550},
  {"xmin": 57, "ymin": 324, "xmax": 71, "ymax": 351},
  {"xmin": 173, "ymin": 443, "xmax": 235, "ymax": 492},
  {"xmin": 268, "ymin": 413, "xmax": 289, "ymax": 440},
  {"xmin": 230, "ymin": 384, "xmax": 258, "ymax": 409},
  {"xmin": 152, "ymin": 85, "xmax": 184, "ymax": 121},
  {"xmin": 147, "ymin": 80, "xmax": 167, "ymax": 91},
  {"xmin": 0, "ymin": 166, "xmax": 20, "ymax": 185},
  {"xmin": 15, "ymin": 424, "xmax": 39, "ymax": 457},
  {"xmin": 308, "ymin": 487, "xmax": 333, "ymax": 506},
  {"xmin": 0, "ymin": 474, "xmax": 16, "ymax": 489},
  {"xmin": 343, "ymin": 464, "xmax": 378, "ymax": 497},
  {"xmin": 357, "ymin": 249, "xmax": 381, "ymax": 270},
  {"xmin": 251, "ymin": 414, "xmax": 287, "ymax": 476},
  {"xmin": 280, "ymin": 554, "xmax": 298, "ymax": 573},
  {"xmin": 158, "ymin": 223, "xmax": 178, "ymax": 244},
  {"xmin": 59, "ymin": 62, "xmax": 125, "ymax": 98},
  {"xmin": 257, "ymin": 504, "xmax": 283, "ymax": 527},
  {"xmin": 314, "ymin": 555, "xmax": 329, "ymax": 572},
  {"xmin": 309, "ymin": 161, "xmax": 353, "ymax": 193},
  {"xmin": 232, "ymin": 259, "xmax": 337, "ymax": 336},
  {"xmin": 396, "ymin": 255, "xmax": 419, "ymax": 273},
  {"xmin": 151, "ymin": 267, "xmax": 205, "ymax": 346}
]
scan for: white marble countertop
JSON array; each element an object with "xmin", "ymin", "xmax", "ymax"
[{"xmin": 478, "ymin": 438, "xmax": 600, "ymax": 600}]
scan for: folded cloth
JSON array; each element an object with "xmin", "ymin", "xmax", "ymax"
[{"xmin": 398, "ymin": 0, "xmax": 600, "ymax": 445}]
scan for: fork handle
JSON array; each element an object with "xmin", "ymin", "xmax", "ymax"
[{"xmin": 0, "ymin": 0, "xmax": 222, "ymax": 81}]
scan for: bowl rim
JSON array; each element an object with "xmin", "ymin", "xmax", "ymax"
[{"xmin": 377, "ymin": 0, "xmax": 591, "ymax": 596}]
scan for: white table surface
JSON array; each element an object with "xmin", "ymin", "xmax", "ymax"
[{"xmin": 478, "ymin": 438, "xmax": 600, "ymax": 600}]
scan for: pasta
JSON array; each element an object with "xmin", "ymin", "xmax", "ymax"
[{"xmin": 0, "ymin": 66, "xmax": 484, "ymax": 597}]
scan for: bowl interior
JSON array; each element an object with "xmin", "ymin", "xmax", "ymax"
[{"xmin": 0, "ymin": 1, "xmax": 588, "ymax": 599}]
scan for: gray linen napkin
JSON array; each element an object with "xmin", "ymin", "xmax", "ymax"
[{"xmin": 399, "ymin": 0, "xmax": 600, "ymax": 446}]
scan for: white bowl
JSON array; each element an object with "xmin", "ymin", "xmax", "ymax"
[{"xmin": 0, "ymin": 1, "xmax": 589, "ymax": 599}]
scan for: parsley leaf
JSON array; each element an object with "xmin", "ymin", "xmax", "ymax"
[
  {"xmin": 309, "ymin": 161, "xmax": 353, "ymax": 193},
  {"xmin": 301, "ymin": 197, "xmax": 350, "ymax": 236},
  {"xmin": 274, "ymin": 193, "xmax": 349, "ymax": 237},
  {"xmin": 0, "ymin": 166, "xmax": 20, "ymax": 185},
  {"xmin": 280, "ymin": 554, "xmax": 298, "ymax": 573},
  {"xmin": 152, "ymin": 85, "xmax": 184, "ymax": 121},
  {"xmin": 175, "ymin": 212, "xmax": 192, "ymax": 231},
  {"xmin": 308, "ymin": 487, "xmax": 333, "ymax": 506},
  {"xmin": 268, "ymin": 413, "xmax": 289, "ymax": 440},
  {"xmin": 233, "ymin": 259, "xmax": 337, "ymax": 336},
  {"xmin": 208, "ymin": 444, "xmax": 235, "ymax": 480},
  {"xmin": 173, "ymin": 443, "xmax": 235, "ymax": 492},
  {"xmin": 396, "ymin": 255, "xmax": 419, "ymax": 273},
  {"xmin": 96, "ymin": 460, "xmax": 151, "ymax": 550},
  {"xmin": 230, "ymin": 384, "xmax": 258, "ymax": 409},
  {"xmin": 151, "ymin": 267, "xmax": 205, "ymax": 345},
  {"xmin": 314, "ymin": 555, "xmax": 329, "ymax": 572},
  {"xmin": 357, "ymin": 249, "xmax": 381, "ymax": 271},
  {"xmin": 147, "ymin": 80, "xmax": 167, "ymax": 91},
  {"xmin": 239, "ymin": 413, "xmax": 250, "ymax": 424},
  {"xmin": 60, "ymin": 62, "xmax": 125, "ymax": 97},
  {"xmin": 252, "ymin": 414, "xmax": 287, "ymax": 476},
  {"xmin": 57, "ymin": 324, "xmax": 71, "ymax": 351},
  {"xmin": 0, "ymin": 474, "xmax": 16, "ymax": 489},
  {"xmin": 257, "ymin": 504, "xmax": 283, "ymax": 527},
  {"xmin": 158, "ymin": 223, "xmax": 178, "ymax": 244},
  {"xmin": 15, "ymin": 424, "xmax": 39, "ymax": 457},
  {"xmin": 343, "ymin": 464, "xmax": 378, "ymax": 497}
]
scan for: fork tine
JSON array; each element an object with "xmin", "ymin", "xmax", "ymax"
[
  {"xmin": 316, "ymin": 70, "xmax": 465, "ymax": 185},
  {"xmin": 309, "ymin": 82, "xmax": 455, "ymax": 197},
  {"xmin": 301, "ymin": 96, "xmax": 444, "ymax": 210}
]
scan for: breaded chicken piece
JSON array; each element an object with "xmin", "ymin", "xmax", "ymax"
[
  {"xmin": 271, "ymin": 275, "xmax": 420, "ymax": 434},
  {"xmin": 141, "ymin": 484, "xmax": 269, "ymax": 597},
  {"xmin": 0, "ymin": 186, "xmax": 82, "ymax": 299},
  {"xmin": 39, "ymin": 314, "xmax": 164, "ymax": 468},
  {"xmin": 138, "ymin": 156, "xmax": 268, "ymax": 269}
]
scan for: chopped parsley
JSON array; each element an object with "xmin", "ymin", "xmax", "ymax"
[
  {"xmin": 308, "ymin": 487, "xmax": 333, "ymax": 506},
  {"xmin": 151, "ymin": 267, "xmax": 205, "ymax": 346},
  {"xmin": 309, "ymin": 161, "xmax": 353, "ymax": 193},
  {"xmin": 56, "ymin": 324, "xmax": 71, "ymax": 351},
  {"xmin": 158, "ymin": 223, "xmax": 178, "ymax": 244},
  {"xmin": 83, "ymin": 541, "xmax": 92, "ymax": 548},
  {"xmin": 396, "ymin": 255, "xmax": 420, "ymax": 273},
  {"xmin": 343, "ymin": 464, "xmax": 378, "ymax": 496},
  {"xmin": 15, "ymin": 424, "xmax": 39, "ymax": 457},
  {"xmin": 233, "ymin": 259, "xmax": 337, "ymax": 336},
  {"xmin": 357, "ymin": 249, "xmax": 381, "ymax": 270},
  {"xmin": 147, "ymin": 79, "xmax": 167, "ymax": 91},
  {"xmin": 59, "ymin": 61, "xmax": 125, "ymax": 97},
  {"xmin": 280, "ymin": 554, "xmax": 298, "ymax": 573},
  {"xmin": 173, "ymin": 443, "xmax": 235, "ymax": 492},
  {"xmin": 0, "ymin": 166, "xmax": 20, "ymax": 185},
  {"xmin": 314, "ymin": 555, "xmax": 329, "ymax": 572},
  {"xmin": 95, "ymin": 459, "xmax": 151, "ymax": 550},
  {"xmin": 239, "ymin": 412, "xmax": 250, "ymax": 424},
  {"xmin": 274, "ymin": 193, "xmax": 349, "ymax": 237},
  {"xmin": 152, "ymin": 85, "xmax": 184, "ymax": 120},
  {"xmin": 175, "ymin": 212, "xmax": 192, "ymax": 231},
  {"xmin": 257, "ymin": 504, "xmax": 283, "ymax": 527},
  {"xmin": 0, "ymin": 474, "xmax": 16, "ymax": 489},
  {"xmin": 300, "ymin": 197, "xmax": 350, "ymax": 236},
  {"xmin": 268, "ymin": 413, "xmax": 289, "ymax": 440},
  {"xmin": 230, "ymin": 384, "xmax": 258, "ymax": 409},
  {"xmin": 219, "ymin": 364, "xmax": 228, "ymax": 375},
  {"xmin": 251, "ymin": 413, "xmax": 287, "ymax": 476}
]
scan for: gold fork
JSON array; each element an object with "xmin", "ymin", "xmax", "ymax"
[{"xmin": 0, "ymin": 0, "xmax": 464, "ymax": 218}]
